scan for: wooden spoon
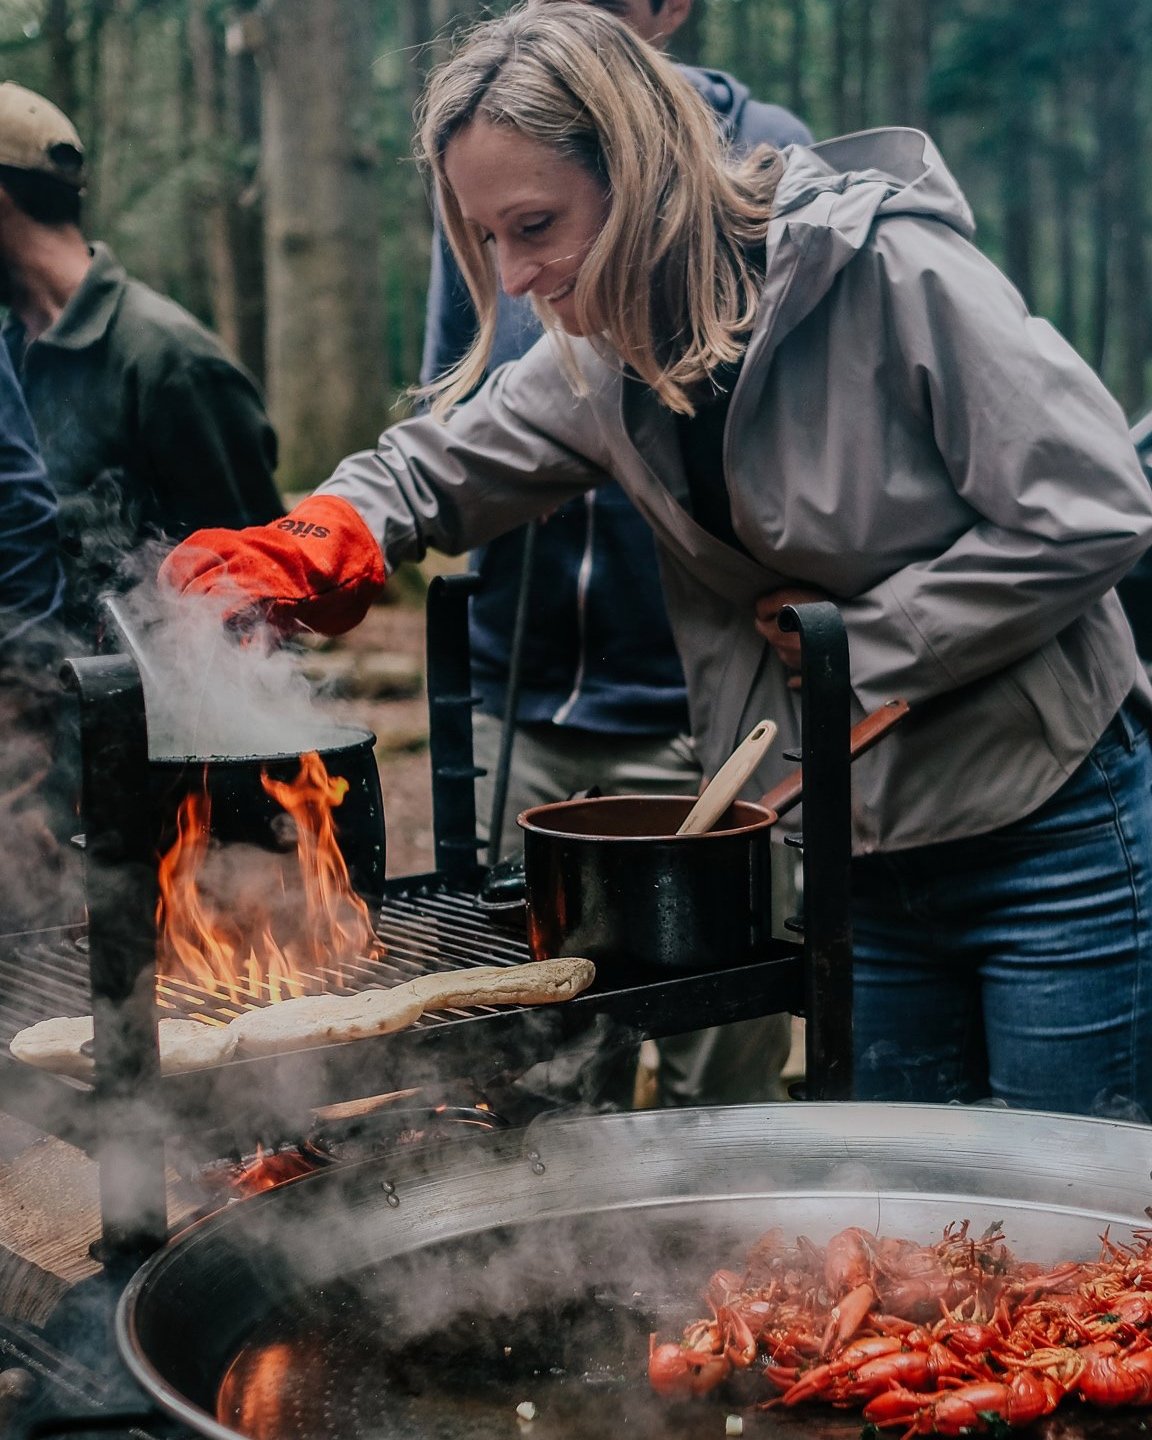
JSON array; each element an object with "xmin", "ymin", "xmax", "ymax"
[{"xmin": 677, "ymin": 719, "xmax": 778, "ymax": 835}]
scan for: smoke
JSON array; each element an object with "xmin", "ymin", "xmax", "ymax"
[
  {"xmin": 0, "ymin": 627, "xmax": 85, "ymax": 930},
  {"xmin": 1090, "ymin": 1089, "xmax": 1151, "ymax": 1126},
  {"xmin": 109, "ymin": 555, "xmax": 340, "ymax": 761},
  {"xmin": 115, "ymin": 1101, "xmax": 1152, "ymax": 1437}
]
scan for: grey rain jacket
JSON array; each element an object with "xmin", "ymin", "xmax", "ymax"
[{"xmin": 319, "ymin": 129, "xmax": 1152, "ymax": 854}]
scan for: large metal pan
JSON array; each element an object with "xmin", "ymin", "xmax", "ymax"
[{"xmin": 118, "ymin": 1103, "xmax": 1152, "ymax": 1440}]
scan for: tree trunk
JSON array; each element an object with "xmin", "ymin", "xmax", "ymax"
[
  {"xmin": 222, "ymin": 0, "xmax": 268, "ymax": 385},
  {"xmin": 787, "ymin": 0, "xmax": 808, "ymax": 120},
  {"xmin": 259, "ymin": 0, "xmax": 384, "ymax": 490},
  {"xmin": 1089, "ymin": 40, "xmax": 1117, "ymax": 375},
  {"xmin": 857, "ymin": 0, "xmax": 875, "ymax": 129},
  {"xmin": 884, "ymin": 0, "xmax": 919, "ymax": 125},
  {"xmin": 1112, "ymin": 21, "xmax": 1147, "ymax": 411},
  {"xmin": 88, "ymin": 0, "xmax": 135, "ymax": 235},
  {"xmin": 1051, "ymin": 54, "xmax": 1078, "ymax": 345},
  {"xmin": 1000, "ymin": 85, "xmax": 1035, "ymax": 310},
  {"xmin": 43, "ymin": 0, "xmax": 79, "ymax": 118},
  {"xmin": 831, "ymin": 0, "xmax": 851, "ymax": 135},
  {"xmin": 393, "ymin": 0, "xmax": 443, "ymax": 398},
  {"xmin": 918, "ymin": 0, "xmax": 938, "ymax": 136},
  {"xmin": 185, "ymin": 0, "xmax": 224, "ymax": 327},
  {"xmin": 185, "ymin": 0, "xmax": 266, "ymax": 379}
]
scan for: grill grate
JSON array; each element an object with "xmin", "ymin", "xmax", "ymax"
[
  {"xmin": 0, "ymin": 871, "xmax": 807, "ymax": 1174},
  {"xmin": 0, "ymin": 927, "xmax": 91, "ymax": 1044},
  {"xmin": 0, "ymin": 883, "xmax": 533, "ymax": 1046}
]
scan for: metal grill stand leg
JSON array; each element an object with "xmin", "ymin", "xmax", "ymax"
[
  {"xmin": 778, "ymin": 603, "xmax": 854, "ymax": 1101},
  {"xmin": 61, "ymin": 654, "xmax": 167, "ymax": 1265}
]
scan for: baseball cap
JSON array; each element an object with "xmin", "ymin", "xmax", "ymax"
[{"xmin": 0, "ymin": 82, "xmax": 85, "ymax": 188}]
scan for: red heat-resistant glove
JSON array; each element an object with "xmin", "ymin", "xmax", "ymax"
[{"xmin": 159, "ymin": 494, "xmax": 386, "ymax": 635}]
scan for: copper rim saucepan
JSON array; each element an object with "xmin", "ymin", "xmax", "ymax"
[{"xmin": 517, "ymin": 701, "xmax": 909, "ymax": 975}]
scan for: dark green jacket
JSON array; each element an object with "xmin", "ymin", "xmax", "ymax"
[{"xmin": 4, "ymin": 243, "xmax": 282, "ymax": 636}]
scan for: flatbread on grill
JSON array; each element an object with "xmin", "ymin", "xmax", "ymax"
[
  {"xmin": 403, "ymin": 957, "xmax": 596, "ymax": 1011},
  {"xmin": 229, "ymin": 987, "xmax": 424, "ymax": 1058},
  {"xmin": 158, "ymin": 1017, "xmax": 239, "ymax": 1072},
  {"xmin": 10, "ymin": 959, "xmax": 597, "ymax": 1071},
  {"xmin": 9, "ymin": 1014, "xmax": 237, "ymax": 1078},
  {"xmin": 229, "ymin": 957, "xmax": 595, "ymax": 1056},
  {"xmin": 9, "ymin": 1016, "xmax": 94, "ymax": 1079}
]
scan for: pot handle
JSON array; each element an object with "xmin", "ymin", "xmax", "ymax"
[{"xmin": 759, "ymin": 698, "xmax": 910, "ymax": 819}]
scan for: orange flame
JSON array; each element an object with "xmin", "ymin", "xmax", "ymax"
[{"xmin": 157, "ymin": 752, "xmax": 380, "ymax": 1004}]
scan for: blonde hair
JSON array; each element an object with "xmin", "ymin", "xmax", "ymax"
[{"xmin": 417, "ymin": 1, "xmax": 783, "ymax": 416}]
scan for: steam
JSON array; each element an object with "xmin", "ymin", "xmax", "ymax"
[
  {"xmin": 125, "ymin": 1101, "xmax": 1152, "ymax": 1439},
  {"xmin": 109, "ymin": 561, "xmax": 340, "ymax": 760},
  {"xmin": 0, "ymin": 624, "xmax": 85, "ymax": 930}
]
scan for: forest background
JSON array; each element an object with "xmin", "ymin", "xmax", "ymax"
[{"xmin": 0, "ymin": 0, "xmax": 1148, "ymax": 489}]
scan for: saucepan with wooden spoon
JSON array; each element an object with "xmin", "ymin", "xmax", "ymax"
[{"xmin": 517, "ymin": 701, "xmax": 909, "ymax": 977}]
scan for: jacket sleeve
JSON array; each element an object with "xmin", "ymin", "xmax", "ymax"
[
  {"xmin": 141, "ymin": 352, "xmax": 283, "ymax": 535},
  {"xmin": 315, "ymin": 339, "xmax": 612, "ymax": 570},
  {"xmin": 0, "ymin": 342, "xmax": 64, "ymax": 649},
  {"xmin": 839, "ymin": 218, "xmax": 1152, "ymax": 708}
]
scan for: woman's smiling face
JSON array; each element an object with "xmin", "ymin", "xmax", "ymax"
[{"xmin": 444, "ymin": 118, "xmax": 609, "ymax": 337}]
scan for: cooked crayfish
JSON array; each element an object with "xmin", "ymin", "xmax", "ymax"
[
  {"xmin": 863, "ymin": 1371, "xmax": 1064, "ymax": 1435},
  {"xmin": 647, "ymin": 1223, "xmax": 1152, "ymax": 1432},
  {"xmin": 646, "ymin": 1302, "xmax": 756, "ymax": 1398}
]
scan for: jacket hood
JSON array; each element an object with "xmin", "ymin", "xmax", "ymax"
[
  {"xmin": 679, "ymin": 65, "xmax": 812, "ymax": 150},
  {"xmin": 746, "ymin": 127, "xmax": 975, "ymax": 363},
  {"xmin": 679, "ymin": 65, "xmax": 748, "ymax": 138},
  {"xmin": 774, "ymin": 127, "xmax": 975, "ymax": 236}
]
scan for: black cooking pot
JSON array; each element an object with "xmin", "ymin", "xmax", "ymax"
[
  {"xmin": 519, "ymin": 795, "xmax": 776, "ymax": 977},
  {"xmin": 148, "ymin": 724, "xmax": 386, "ymax": 907},
  {"xmin": 517, "ymin": 702, "xmax": 911, "ymax": 978}
]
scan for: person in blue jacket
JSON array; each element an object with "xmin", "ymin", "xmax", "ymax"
[
  {"xmin": 0, "ymin": 338, "xmax": 73, "ymax": 930},
  {"xmin": 0, "ymin": 338, "xmax": 63, "ymax": 654},
  {"xmin": 420, "ymin": 0, "xmax": 812, "ymax": 1109}
]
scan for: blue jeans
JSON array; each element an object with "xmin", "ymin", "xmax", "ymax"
[{"xmin": 851, "ymin": 705, "xmax": 1152, "ymax": 1119}]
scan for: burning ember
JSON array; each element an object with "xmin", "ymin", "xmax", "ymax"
[
  {"xmin": 226, "ymin": 1143, "xmax": 326, "ymax": 1196},
  {"xmin": 193, "ymin": 1094, "xmax": 505, "ymax": 1208},
  {"xmin": 157, "ymin": 751, "xmax": 380, "ymax": 1004}
]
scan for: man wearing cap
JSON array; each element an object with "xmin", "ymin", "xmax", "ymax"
[{"xmin": 0, "ymin": 82, "xmax": 282, "ymax": 643}]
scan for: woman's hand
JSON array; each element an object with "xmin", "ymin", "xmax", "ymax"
[
  {"xmin": 754, "ymin": 586, "xmax": 830, "ymax": 688},
  {"xmin": 160, "ymin": 494, "xmax": 386, "ymax": 636}
]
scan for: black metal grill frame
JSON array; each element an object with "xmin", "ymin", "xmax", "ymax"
[{"xmin": 0, "ymin": 575, "xmax": 853, "ymax": 1268}]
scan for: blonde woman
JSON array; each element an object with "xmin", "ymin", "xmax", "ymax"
[{"xmin": 164, "ymin": 2, "xmax": 1152, "ymax": 1119}]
